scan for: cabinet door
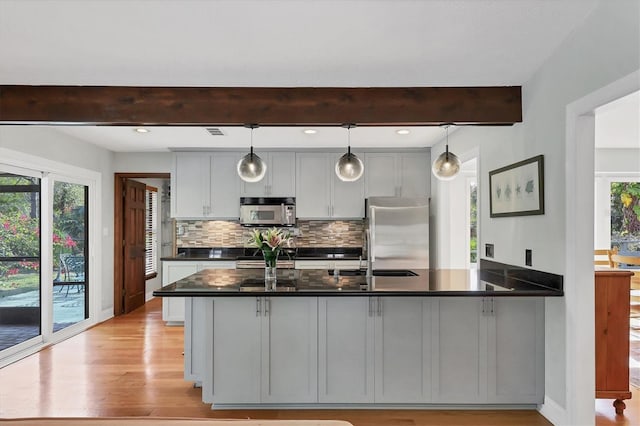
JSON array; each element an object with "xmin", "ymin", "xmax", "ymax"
[
  {"xmin": 331, "ymin": 153, "xmax": 365, "ymax": 218},
  {"xmin": 432, "ymin": 298, "xmax": 486, "ymax": 403},
  {"xmin": 161, "ymin": 262, "xmax": 200, "ymax": 324},
  {"xmin": 399, "ymin": 152, "xmax": 430, "ymax": 198},
  {"xmin": 269, "ymin": 152, "xmax": 296, "ymax": 197},
  {"xmin": 318, "ymin": 297, "xmax": 374, "ymax": 403},
  {"xmin": 210, "ymin": 153, "xmax": 241, "ymax": 219},
  {"xmin": 172, "ymin": 153, "xmax": 211, "ymax": 218},
  {"xmin": 261, "ymin": 297, "xmax": 318, "ymax": 403},
  {"xmin": 365, "ymin": 153, "xmax": 397, "ymax": 197},
  {"xmin": 486, "ymin": 297, "xmax": 544, "ymax": 403},
  {"xmin": 296, "ymin": 153, "xmax": 331, "ymax": 218},
  {"xmin": 206, "ymin": 297, "xmax": 262, "ymax": 404},
  {"xmin": 374, "ymin": 297, "xmax": 431, "ymax": 403}
]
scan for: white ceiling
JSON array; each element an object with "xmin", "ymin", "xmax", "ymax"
[{"xmin": 0, "ymin": 0, "xmax": 603, "ymax": 152}]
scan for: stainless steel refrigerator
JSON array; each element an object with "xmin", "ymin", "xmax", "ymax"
[{"xmin": 366, "ymin": 197, "xmax": 430, "ymax": 270}]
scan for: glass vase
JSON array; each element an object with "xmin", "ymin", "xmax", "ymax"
[
  {"xmin": 263, "ymin": 250, "xmax": 277, "ymax": 289},
  {"xmin": 265, "ymin": 265, "xmax": 277, "ymax": 289}
]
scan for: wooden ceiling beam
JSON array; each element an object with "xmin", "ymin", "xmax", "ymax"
[{"xmin": 0, "ymin": 85, "xmax": 521, "ymax": 126}]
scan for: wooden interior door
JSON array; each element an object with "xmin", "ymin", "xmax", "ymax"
[{"xmin": 123, "ymin": 179, "xmax": 146, "ymax": 313}]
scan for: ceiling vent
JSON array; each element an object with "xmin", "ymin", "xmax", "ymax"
[{"xmin": 205, "ymin": 127, "xmax": 225, "ymax": 136}]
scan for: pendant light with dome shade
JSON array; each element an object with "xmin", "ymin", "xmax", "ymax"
[
  {"xmin": 432, "ymin": 123, "xmax": 461, "ymax": 181},
  {"xmin": 237, "ymin": 124, "xmax": 267, "ymax": 183},
  {"xmin": 335, "ymin": 123, "xmax": 364, "ymax": 182}
]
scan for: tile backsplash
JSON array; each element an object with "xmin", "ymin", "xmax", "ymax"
[{"xmin": 176, "ymin": 220, "xmax": 364, "ymax": 248}]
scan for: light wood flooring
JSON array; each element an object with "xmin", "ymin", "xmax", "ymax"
[{"xmin": 0, "ymin": 297, "xmax": 636, "ymax": 425}]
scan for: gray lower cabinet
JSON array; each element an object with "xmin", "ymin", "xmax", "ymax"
[
  {"xmin": 486, "ymin": 297, "xmax": 545, "ymax": 403},
  {"xmin": 318, "ymin": 297, "xmax": 375, "ymax": 403},
  {"xmin": 318, "ymin": 297, "xmax": 430, "ymax": 404},
  {"xmin": 374, "ymin": 297, "xmax": 431, "ymax": 403},
  {"xmin": 190, "ymin": 295, "xmax": 543, "ymax": 406},
  {"xmin": 202, "ymin": 297, "xmax": 317, "ymax": 405},
  {"xmin": 432, "ymin": 297, "xmax": 544, "ymax": 404}
]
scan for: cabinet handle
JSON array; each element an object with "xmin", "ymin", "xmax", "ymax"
[
  {"xmin": 490, "ymin": 298, "xmax": 494, "ymax": 316},
  {"xmin": 256, "ymin": 298, "xmax": 261, "ymax": 317},
  {"xmin": 368, "ymin": 298, "xmax": 374, "ymax": 317},
  {"xmin": 328, "ymin": 205, "xmax": 331, "ymax": 216},
  {"xmin": 331, "ymin": 205, "xmax": 334, "ymax": 216},
  {"xmin": 377, "ymin": 297, "xmax": 383, "ymax": 316},
  {"xmin": 264, "ymin": 298, "xmax": 270, "ymax": 316}
]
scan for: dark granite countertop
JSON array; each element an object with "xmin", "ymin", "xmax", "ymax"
[
  {"xmin": 152, "ymin": 262, "xmax": 563, "ymax": 298},
  {"xmin": 161, "ymin": 247, "xmax": 363, "ymax": 262}
]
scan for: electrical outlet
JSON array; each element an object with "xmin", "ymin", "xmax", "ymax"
[
  {"xmin": 525, "ymin": 249, "xmax": 532, "ymax": 266},
  {"xmin": 485, "ymin": 243, "xmax": 494, "ymax": 258}
]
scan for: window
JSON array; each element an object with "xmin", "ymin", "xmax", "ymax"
[
  {"xmin": 145, "ymin": 186, "xmax": 158, "ymax": 279},
  {"xmin": 611, "ymin": 181, "xmax": 640, "ymax": 254}
]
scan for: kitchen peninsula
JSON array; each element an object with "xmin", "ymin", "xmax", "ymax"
[{"xmin": 153, "ymin": 260, "xmax": 562, "ymax": 409}]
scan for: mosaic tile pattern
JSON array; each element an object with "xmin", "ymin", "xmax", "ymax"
[
  {"xmin": 296, "ymin": 220, "xmax": 364, "ymax": 247},
  {"xmin": 176, "ymin": 220, "xmax": 364, "ymax": 248}
]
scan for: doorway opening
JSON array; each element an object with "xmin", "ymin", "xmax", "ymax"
[{"xmin": 113, "ymin": 173, "xmax": 170, "ymax": 316}]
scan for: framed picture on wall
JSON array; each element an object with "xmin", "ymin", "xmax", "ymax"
[{"xmin": 489, "ymin": 155, "xmax": 544, "ymax": 218}]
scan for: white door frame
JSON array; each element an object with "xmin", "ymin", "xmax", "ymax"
[{"xmin": 558, "ymin": 70, "xmax": 639, "ymax": 426}]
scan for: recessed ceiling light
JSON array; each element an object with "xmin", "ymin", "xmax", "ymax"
[
  {"xmin": 396, "ymin": 129, "xmax": 410, "ymax": 135},
  {"xmin": 134, "ymin": 128, "xmax": 149, "ymax": 133},
  {"xmin": 303, "ymin": 129, "xmax": 317, "ymax": 134}
]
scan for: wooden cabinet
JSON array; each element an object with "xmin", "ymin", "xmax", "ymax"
[
  {"xmin": 295, "ymin": 152, "xmax": 364, "ymax": 219},
  {"xmin": 365, "ymin": 152, "xmax": 430, "ymax": 198},
  {"xmin": 171, "ymin": 152, "xmax": 241, "ymax": 219},
  {"xmin": 595, "ymin": 270, "xmax": 633, "ymax": 414},
  {"xmin": 432, "ymin": 297, "xmax": 544, "ymax": 404},
  {"xmin": 241, "ymin": 151, "xmax": 295, "ymax": 197},
  {"xmin": 161, "ymin": 261, "xmax": 235, "ymax": 324},
  {"xmin": 202, "ymin": 296, "xmax": 317, "ymax": 404}
]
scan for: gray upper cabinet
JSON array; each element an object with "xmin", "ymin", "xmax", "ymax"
[
  {"xmin": 171, "ymin": 152, "xmax": 212, "ymax": 218},
  {"xmin": 173, "ymin": 150, "xmax": 429, "ymax": 219},
  {"xmin": 295, "ymin": 152, "xmax": 364, "ymax": 219},
  {"xmin": 241, "ymin": 151, "xmax": 295, "ymax": 197},
  {"xmin": 365, "ymin": 152, "xmax": 430, "ymax": 198},
  {"xmin": 171, "ymin": 152, "xmax": 241, "ymax": 219}
]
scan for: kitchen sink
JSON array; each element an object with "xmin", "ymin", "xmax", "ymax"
[{"xmin": 328, "ymin": 269, "xmax": 418, "ymax": 277}]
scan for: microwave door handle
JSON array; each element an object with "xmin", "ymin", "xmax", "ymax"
[{"xmin": 281, "ymin": 203, "xmax": 285, "ymax": 223}]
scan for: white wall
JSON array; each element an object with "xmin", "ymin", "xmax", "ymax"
[
  {"xmin": 113, "ymin": 152, "xmax": 172, "ymax": 173},
  {"xmin": 0, "ymin": 126, "xmax": 115, "ymax": 316},
  {"xmin": 431, "ymin": 1, "xmax": 639, "ymax": 424},
  {"xmin": 595, "ymin": 148, "xmax": 640, "ymax": 173}
]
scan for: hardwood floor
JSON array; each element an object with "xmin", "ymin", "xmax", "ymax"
[{"xmin": 0, "ymin": 297, "xmax": 631, "ymax": 425}]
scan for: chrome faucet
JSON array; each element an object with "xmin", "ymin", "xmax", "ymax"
[{"xmin": 364, "ymin": 229, "xmax": 372, "ymax": 277}]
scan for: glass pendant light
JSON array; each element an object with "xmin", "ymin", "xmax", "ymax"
[
  {"xmin": 335, "ymin": 123, "xmax": 364, "ymax": 182},
  {"xmin": 432, "ymin": 123, "xmax": 461, "ymax": 181},
  {"xmin": 237, "ymin": 124, "xmax": 266, "ymax": 183}
]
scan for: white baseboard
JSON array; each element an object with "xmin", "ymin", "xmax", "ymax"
[
  {"xmin": 539, "ymin": 395, "xmax": 567, "ymax": 425},
  {"xmin": 146, "ymin": 291, "xmax": 156, "ymax": 302},
  {"xmin": 99, "ymin": 307, "xmax": 114, "ymax": 322}
]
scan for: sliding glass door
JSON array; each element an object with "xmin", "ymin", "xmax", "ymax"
[
  {"xmin": 0, "ymin": 171, "xmax": 41, "ymax": 352},
  {"xmin": 52, "ymin": 181, "xmax": 88, "ymax": 331}
]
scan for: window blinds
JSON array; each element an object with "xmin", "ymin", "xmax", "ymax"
[{"xmin": 145, "ymin": 186, "xmax": 158, "ymax": 277}]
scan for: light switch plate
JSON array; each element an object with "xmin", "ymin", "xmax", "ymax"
[{"xmin": 485, "ymin": 243, "xmax": 494, "ymax": 258}]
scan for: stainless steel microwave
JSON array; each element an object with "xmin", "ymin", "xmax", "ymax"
[{"xmin": 239, "ymin": 197, "xmax": 296, "ymax": 227}]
